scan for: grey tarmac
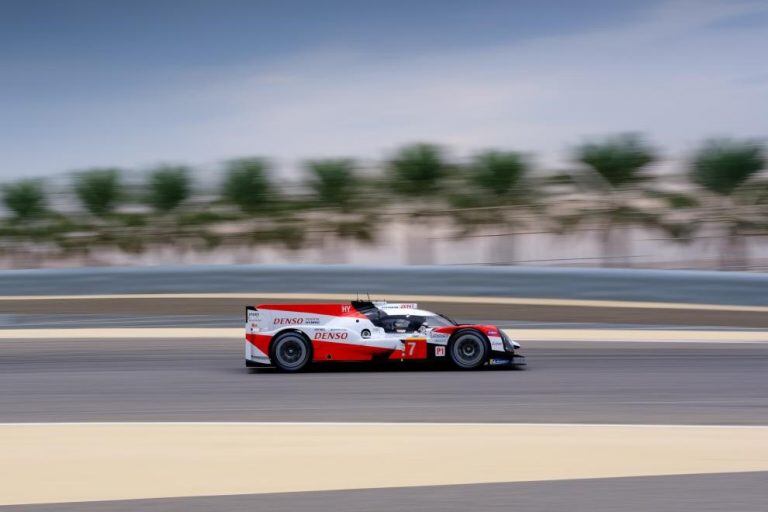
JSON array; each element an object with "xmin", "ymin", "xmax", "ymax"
[
  {"xmin": 1, "ymin": 337, "xmax": 766, "ymax": 424},
  {"xmin": 2, "ymin": 472, "xmax": 767, "ymax": 512}
]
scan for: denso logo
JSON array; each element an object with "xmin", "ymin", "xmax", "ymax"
[
  {"xmin": 273, "ymin": 318, "xmax": 304, "ymax": 325},
  {"xmin": 315, "ymin": 331, "xmax": 349, "ymax": 341}
]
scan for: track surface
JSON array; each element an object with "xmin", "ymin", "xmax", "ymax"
[
  {"xmin": 3, "ymin": 266, "xmax": 767, "ymax": 510},
  {"xmin": 4, "ymin": 472, "xmax": 767, "ymax": 512},
  {"xmin": 2, "ymin": 337, "xmax": 767, "ymax": 424},
  {"xmin": 3, "ymin": 335, "xmax": 768, "ymax": 510}
]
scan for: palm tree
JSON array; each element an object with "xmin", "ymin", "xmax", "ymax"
[
  {"xmin": 558, "ymin": 134, "xmax": 688, "ymax": 267},
  {"xmin": 74, "ymin": 168, "xmax": 122, "ymax": 217},
  {"xmin": 450, "ymin": 150, "xmax": 537, "ymax": 264},
  {"xmin": 388, "ymin": 143, "xmax": 450, "ymax": 264},
  {"xmin": 221, "ymin": 158, "xmax": 272, "ymax": 214},
  {"xmin": 304, "ymin": 159, "xmax": 374, "ymax": 262},
  {"xmin": 220, "ymin": 158, "xmax": 307, "ymax": 256},
  {"xmin": 389, "ymin": 144, "xmax": 448, "ymax": 197},
  {"xmin": 0, "ymin": 179, "xmax": 48, "ymax": 266},
  {"xmin": 70, "ymin": 168, "xmax": 131, "ymax": 264},
  {"xmin": 134, "ymin": 165, "xmax": 195, "ymax": 256},
  {"xmin": 0, "ymin": 180, "xmax": 87, "ymax": 267},
  {"xmin": 2, "ymin": 180, "xmax": 47, "ymax": 221},
  {"xmin": 305, "ymin": 159, "xmax": 357, "ymax": 211},
  {"xmin": 689, "ymin": 139, "xmax": 766, "ymax": 270},
  {"xmin": 146, "ymin": 165, "xmax": 191, "ymax": 213}
]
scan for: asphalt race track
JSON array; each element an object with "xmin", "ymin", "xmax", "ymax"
[
  {"xmin": 5, "ymin": 472, "xmax": 768, "ymax": 512},
  {"xmin": 2, "ymin": 333, "xmax": 768, "ymax": 510},
  {"xmin": 2, "ymin": 337, "xmax": 768, "ymax": 425}
]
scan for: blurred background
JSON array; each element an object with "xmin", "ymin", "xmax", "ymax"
[
  {"xmin": 3, "ymin": 4, "xmax": 768, "ymax": 510},
  {"xmin": 1, "ymin": 0, "xmax": 767, "ymax": 271}
]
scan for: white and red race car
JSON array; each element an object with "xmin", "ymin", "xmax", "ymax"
[{"xmin": 245, "ymin": 300, "xmax": 525, "ymax": 372}]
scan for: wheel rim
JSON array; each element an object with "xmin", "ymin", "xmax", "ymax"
[
  {"xmin": 452, "ymin": 335, "xmax": 484, "ymax": 367},
  {"xmin": 276, "ymin": 337, "xmax": 307, "ymax": 369}
]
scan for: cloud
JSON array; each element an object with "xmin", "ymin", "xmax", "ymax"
[{"xmin": 1, "ymin": 0, "xmax": 767, "ymax": 179}]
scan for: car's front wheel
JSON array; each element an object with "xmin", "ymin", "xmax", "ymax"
[
  {"xmin": 271, "ymin": 332, "xmax": 312, "ymax": 372},
  {"xmin": 448, "ymin": 330, "xmax": 488, "ymax": 370}
]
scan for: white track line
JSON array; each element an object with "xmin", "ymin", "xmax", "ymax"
[{"xmin": 2, "ymin": 421, "xmax": 767, "ymax": 428}]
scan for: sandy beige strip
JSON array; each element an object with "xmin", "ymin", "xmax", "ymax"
[
  {"xmin": 1, "ymin": 292, "xmax": 767, "ymax": 313},
  {"xmin": 0, "ymin": 327, "xmax": 767, "ymax": 343},
  {"xmin": 1, "ymin": 422, "xmax": 767, "ymax": 506}
]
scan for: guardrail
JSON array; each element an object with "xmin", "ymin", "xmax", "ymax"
[{"xmin": 0, "ymin": 265, "xmax": 766, "ymax": 306}]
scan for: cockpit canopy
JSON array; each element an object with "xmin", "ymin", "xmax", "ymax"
[{"xmin": 351, "ymin": 300, "xmax": 456, "ymax": 333}]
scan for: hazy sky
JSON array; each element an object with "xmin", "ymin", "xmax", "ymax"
[{"xmin": 1, "ymin": 0, "xmax": 767, "ymax": 179}]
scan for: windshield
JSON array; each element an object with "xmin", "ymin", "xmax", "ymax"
[{"xmin": 424, "ymin": 313, "xmax": 457, "ymax": 327}]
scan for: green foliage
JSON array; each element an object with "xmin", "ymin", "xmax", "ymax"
[
  {"xmin": 545, "ymin": 173, "xmax": 578, "ymax": 186},
  {"xmin": 147, "ymin": 166, "xmax": 191, "ymax": 212},
  {"xmin": 1, "ymin": 135, "xmax": 763, "ymax": 267},
  {"xmin": 74, "ymin": 168, "xmax": 122, "ymax": 217},
  {"xmin": 2, "ymin": 180, "xmax": 47, "ymax": 221},
  {"xmin": 253, "ymin": 219, "xmax": 306, "ymax": 250},
  {"xmin": 176, "ymin": 210, "xmax": 240, "ymax": 226},
  {"xmin": 335, "ymin": 217, "xmax": 375, "ymax": 242},
  {"xmin": 690, "ymin": 139, "xmax": 765, "ymax": 196},
  {"xmin": 113, "ymin": 213, "xmax": 147, "ymax": 228},
  {"xmin": 557, "ymin": 136, "xmax": 688, "ymax": 266},
  {"xmin": 305, "ymin": 159, "xmax": 357, "ymax": 210},
  {"xmin": 388, "ymin": 144, "xmax": 448, "ymax": 196},
  {"xmin": 576, "ymin": 134, "xmax": 656, "ymax": 187},
  {"xmin": 645, "ymin": 190, "xmax": 700, "ymax": 209},
  {"xmin": 447, "ymin": 149, "xmax": 537, "ymax": 242},
  {"xmin": 303, "ymin": 159, "xmax": 377, "ymax": 246},
  {"xmin": 221, "ymin": 158, "xmax": 272, "ymax": 214},
  {"xmin": 470, "ymin": 151, "xmax": 529, "ymax": 197}
]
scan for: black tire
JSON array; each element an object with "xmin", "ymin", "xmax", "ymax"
[
  {"xmin": 270, "ymin": 332, "xmax": 312, "ymax": 372},
  {"xmin": 448, "ymin": 330, "xmax": 488, "ymax": 370}
]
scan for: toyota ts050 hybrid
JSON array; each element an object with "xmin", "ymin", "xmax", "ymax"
[{"xmin": 245, "ymin": 300, "xmax": 525, "ymax": 372}]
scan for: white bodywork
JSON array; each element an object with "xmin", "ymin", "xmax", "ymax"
[{"xmin": 245, "ymin": 301, "xmax": 521, "ymax": 367}]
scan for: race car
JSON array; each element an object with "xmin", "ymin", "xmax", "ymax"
[{"xmin": 244, "ymin": 300, "xmax": 526, "ymax": 372}]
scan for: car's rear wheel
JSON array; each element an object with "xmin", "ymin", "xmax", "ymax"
[
  {"xmin": 271, "ymin": 332, "xmax": 312, "ymax": 372},
  {"xmin": 448, "ymin": 330, "xmax": 488, "ymax": 370}
]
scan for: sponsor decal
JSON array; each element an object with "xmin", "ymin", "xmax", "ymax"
[
  {"xmin": 314, "ymin": 330, "xmax": 349, "ymax": 341},
  {"xmin": 431, "ymin": 332, "xmax": 449, "ymax": 339},
  {"xmin": 274, "ymin": 317, "xmax": 304, "ymax": 325},
  {"xmin": 435, "ymin": 346, "xmax": 445, "ymax": 357},
  {"xmin": 486, "ymin": 329, "xmax": 499, "ymax": 336},
  {"xmin": 341, "ymin": 304, "xmax": 351, "ymax": 313},
  {"xmin": 381, "ymin": 303, "xmax": 418, "ymax": 310},
  {"xmin": 273, "ymin": 317, "xmax": 320, "ymax": 325},
  {"xmin": 489, "ymin": 358, "xmax": 510, "ymax": 365}
]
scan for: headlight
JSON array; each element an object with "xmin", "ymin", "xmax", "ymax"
[{"xmin": 500, "ymin": 330, "xmax": 518, "ymax": 351}]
